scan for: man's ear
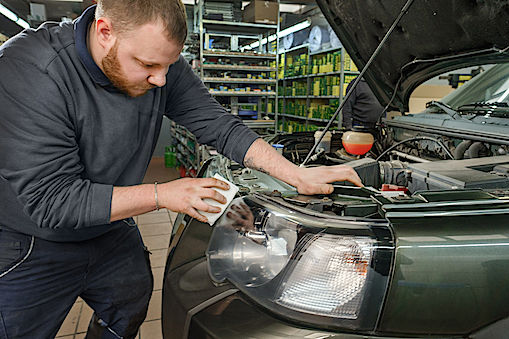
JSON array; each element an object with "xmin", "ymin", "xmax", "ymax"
[{"xmin": 95, "ymin": 17, "xmax": 116, "ymax": 50}]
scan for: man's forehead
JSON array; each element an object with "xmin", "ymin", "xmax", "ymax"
[{"xmin": 120, "ymin": 25, "xmax": 181, "ymax": 63}]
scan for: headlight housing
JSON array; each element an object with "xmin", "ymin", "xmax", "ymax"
[{"xmin": 207, "ymin": 194, "xmax": 393, "ymax": 331}]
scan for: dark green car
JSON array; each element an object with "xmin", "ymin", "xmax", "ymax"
[{"xmin": 162, "ymin": 1, "xmax": 509, "ymax": 338}]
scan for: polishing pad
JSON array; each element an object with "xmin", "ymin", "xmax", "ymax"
[{"xmin": 201, "ymin": 173, "xmax": 239, "ymax": 225}]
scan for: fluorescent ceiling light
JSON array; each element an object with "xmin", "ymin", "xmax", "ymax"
[
  {"xmin": 0, "ymin": 3, "xmax": 31, "ymax": 29},
  {"xmin": 245, "ymin": 19, "xmax": 311, "ymax": 50},
  {"xmin": 17, "ymin": 18, "xmax": 30, "ymax": 29},
  {"xmin": 279, "ymin": 19, "xmax": 311, "ymax": 38},
  {"xmin": 0, "ymin": 4, "xmax": 18, "ymax": 22}
]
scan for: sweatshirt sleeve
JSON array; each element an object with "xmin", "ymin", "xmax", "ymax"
[
  {"xmin": 0, "ymin": 57, "xmax": 113, "ymax": 230},
  {"xmin": 164, "ymin": 56, "xmax": 260, "ymax": 165}
]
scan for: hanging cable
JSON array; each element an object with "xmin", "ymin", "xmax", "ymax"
[
  {"xmin": 375, "ymin": 136, "xmax": 454, "ymax": 161},
  {"xmin": 300, "ymin": 0, "xmax": 416, "ymax": 167}
]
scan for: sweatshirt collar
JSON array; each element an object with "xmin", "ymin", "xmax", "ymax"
[{"xmin": 74, "ymin": 5, "xmax": 112, "ymax": 87}]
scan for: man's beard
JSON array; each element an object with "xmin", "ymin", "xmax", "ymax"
[{"xmin": 102, "ymin": 41, "xmax": 154, "ymax": 98}]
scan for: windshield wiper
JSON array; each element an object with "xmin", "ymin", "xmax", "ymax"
[
  {"xmin": 457, "ymin": 101, "xmax": 509, "ymax": 112},
  {"xmin": 425, "ymin": 100, "xmax": 463, "ymax": 120}
]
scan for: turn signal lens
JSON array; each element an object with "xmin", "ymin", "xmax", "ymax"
[{"xmin": 275, "ymin": 233, "xmax": 374, "ymax": 318}]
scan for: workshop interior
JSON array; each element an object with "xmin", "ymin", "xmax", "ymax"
[{"xmin": 1, "ymin": 0, "xmax": 509, "ymax": 338}]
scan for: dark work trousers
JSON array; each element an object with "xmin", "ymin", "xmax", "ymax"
[{"xmin": 0, "ymin": 220, "xmax": 153, "ymax": 339}]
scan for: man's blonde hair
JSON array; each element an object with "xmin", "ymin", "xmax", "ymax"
[{"xmin": 95, "ymin": 0, "xmax": 188, "ymax": 45}]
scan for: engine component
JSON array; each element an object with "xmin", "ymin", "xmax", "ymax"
[
  {"xmin": 314, "ymin": 130, "xmax": 332, "ymax": 153},
  {"xmin": 342, "ymin": 131, "xmax": 375, "ymax": 155},
  {"xmin": 453, "ymin": 140, "xmax": 473, "ymax": 160}
]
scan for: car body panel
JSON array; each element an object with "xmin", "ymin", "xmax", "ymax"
[{"xmin": 381, "ymin": 213, "xmax": 509, "ymax": 334}]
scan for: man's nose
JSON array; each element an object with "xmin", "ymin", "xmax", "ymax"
[{"xmin": 148, "ymin": 71, "xmax": 167, "ymax": 87}]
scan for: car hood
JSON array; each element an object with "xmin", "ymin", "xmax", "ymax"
[{"xmin": 316, "ymin": 0, "xmax": 509, "ymax": 112}]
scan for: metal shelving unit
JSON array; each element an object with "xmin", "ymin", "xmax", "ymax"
[
  {"xmin": 202, "ymin": 51, "xmax": 276, "ymax": 59},
  {"xmin": 204, "ymin": 77, "xmax": 277, "ymax": 84},
  {"xmin": 202, "ymin": 64, "xmax": 276, "ymax": 71},
  {"xmin": 209, "ymin": 90, "xmax": 276, "ymax": 96},
  {"xmin": 196, "ymin": 0, "xmax": 279, "ymax": 129},
  {"xmin": 170, "ymin": 121, "xmax": 200, "ymax": 176},
  {"xmin": 277, "ymin": 44, "xmax": 360, "ymax": 132},
  {"xmin": 168, "ymin": 0, "xmax": 280, "ymax": 175}
]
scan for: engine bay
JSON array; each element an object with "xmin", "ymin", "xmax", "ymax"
[{"xmin": 206, "ymin": 131, "xmax": 509, "ymax": 220}]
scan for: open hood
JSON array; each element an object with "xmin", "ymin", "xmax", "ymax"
[{"xmin": 316, "ymin": 0, "xmax": 509, "ymax": 112}]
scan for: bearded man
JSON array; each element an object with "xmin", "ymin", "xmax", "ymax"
[{"xmin": 0, "ymin": 0, "xmax": 361, "ymax": 337}]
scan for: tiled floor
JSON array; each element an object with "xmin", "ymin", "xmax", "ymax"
[{"xmin": 56, "ymin": 158, "xmax": 179, "ymax": 339}]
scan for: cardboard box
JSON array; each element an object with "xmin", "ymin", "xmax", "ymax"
[{"xmin": 243, "ymin": 0, "xmax": 279, "ymax": 24}]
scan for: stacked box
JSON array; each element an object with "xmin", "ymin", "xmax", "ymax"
[
  {"xmin": 343, "ymin": 53, "xmax": 358, "ymax": 71},
  {"xmin": 285, "ymin": 53, "xmax": 308, "ymax": 77}
]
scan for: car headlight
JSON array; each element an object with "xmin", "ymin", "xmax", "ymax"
[{"xmin": 207, "ymin": 194, "xmax": 393, "ymax": 331}]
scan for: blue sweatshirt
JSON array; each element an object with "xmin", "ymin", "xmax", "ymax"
[{"xmin": 0, "ymin": 6, "xmax": 259, "ymax": 242}]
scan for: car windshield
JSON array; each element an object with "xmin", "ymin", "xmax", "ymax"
[{"xmin": 440, "ymin": 63, "xmax": 509, "ymax": 109}]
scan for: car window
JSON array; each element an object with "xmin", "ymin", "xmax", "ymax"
[{"xmin": 442, "ymin": 64, "xmax": 509, "ymax": 108}]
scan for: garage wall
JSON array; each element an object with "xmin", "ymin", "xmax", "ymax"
[{"xmin": 408, "ymin": 84, "xmax": 454, "ymax": 114}]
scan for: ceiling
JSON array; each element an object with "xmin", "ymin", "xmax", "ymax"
[
  {"xmin": 1, "ymin": 0, "xmax": 316, "ymax": 37},
  {"xmin": 1, "ymin": 0, "xmax": 94, "ymax": 36}
]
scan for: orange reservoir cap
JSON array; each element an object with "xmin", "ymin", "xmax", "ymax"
[{"xmin": 342, "ymin": 131, "xmax": 374, "ymax": 155}]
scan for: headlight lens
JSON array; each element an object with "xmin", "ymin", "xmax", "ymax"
[
  {"xmin": 207, "ymin": 205, "xmax": 298, "ymax": 287},
  {"xmin": 206, "ymin": 195, "xmax": 392, "ymax": 331}
]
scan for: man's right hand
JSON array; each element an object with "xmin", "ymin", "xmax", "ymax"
[{"xmin": 158, "ymin": 177, "xmax": 230, "ymax": 223}]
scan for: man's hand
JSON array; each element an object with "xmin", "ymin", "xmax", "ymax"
[
  {"xmin": 158, "ymin": 177, "xmax": 229, "ymax": 223},
  {"xmin": 292, "ymin": 165, "xmax": 362, "ymax": 195},
  {"xmin": 243, "ymin": 138, "xmax": 364, "ymax": 196}
]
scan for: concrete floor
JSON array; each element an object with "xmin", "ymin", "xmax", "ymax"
[{"xmin": 56, "ymin": 157, "xmax": 179, "ymax": 339}]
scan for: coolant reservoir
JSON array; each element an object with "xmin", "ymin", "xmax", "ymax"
[{"xmin": 342, "ymin": 131, "xmax": 374, "ymax": 155}]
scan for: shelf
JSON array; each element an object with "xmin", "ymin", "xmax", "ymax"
[
  {"xmin": 308, "ymin": 116, "xmax": 332, "ymax": 123},
  {"xmin": 176, "ymin": 153, "xmax": 195, "ymax": 169},
  {"xmin": 171, "ymin": 126, "xmax": 195, "ymax": 140},
  {"xmin": 202, "ymin": 64, "xmax": 276, "ymax": 71},
  {"xmin": 279, "ymin": 113, "xmax": 331, "ymax": 123},
  {"xmin": 242, "ymin": 119, "xmax": 275, "ymax": 129},
  {"xmin": 175, "ymin": 138, "xmax": 195, "ymax": 154},
  {"xmin": 280, "ymin": 44, "xmax": 309, "ymax": 53},
  {"xmin": 203, "ymin": 50, "xmax": 276, "ymax": 59},
  {"xmin": 281, "ymin": 95, "xmax": 340, "ymax": 99},
  {"xmin": 202, "ymin": 19, "xmax": 277, "ymax": 33},
  {"xmin": 204, "ymin": 77, "xmax": 276, "ymax": 84},
  {"xmin": 209, "ymin": 90, "xmax": 276, "ymax": 97},
  {"xmin": 281, "ymin": 70, "xmax": 360, "ymax": 81},
  {"xmin": 309, "ymin": 71, "xmax": 342, "ymax": 78},
  {"xmin": 280, "ymin": 113, "xmax": 307, "ymax": 121},
  {"xmin": 282, "ymin": 75, "xmax": 308, "ymax": 80},
  {"xmin": 309, "ymin": 95, "xmax": 339, "ymax": 99},
  {"xmin": 309, "ymin": 46, "xmax": 342, "ymax": 56}
]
